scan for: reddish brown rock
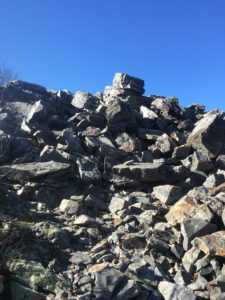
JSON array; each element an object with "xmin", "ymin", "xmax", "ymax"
[
  {"xmin": 165, "ymin": 196, "xmax": 213, "ymax": 226},
  {"xmin": 193, "ymin": 231, "xmax": 225, "ymax": 257}
]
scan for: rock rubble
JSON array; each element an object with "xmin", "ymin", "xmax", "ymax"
[{"xmin": 0, "ymin": 73, "xmax": 225, "ymax": 299}]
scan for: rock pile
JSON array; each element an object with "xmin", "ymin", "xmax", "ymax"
[{"xmin": 0, "ymin": 73, "xmax": 225, "ymax": 299}]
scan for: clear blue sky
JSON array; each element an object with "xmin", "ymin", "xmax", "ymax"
[{"xmin": 1, "ymin": 0, "xmax": 225, "ymax": 111}]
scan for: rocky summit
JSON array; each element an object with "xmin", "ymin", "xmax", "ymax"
[{"xmin": 0, "ymin": 73, "xmax": 225, "ymax": 300}]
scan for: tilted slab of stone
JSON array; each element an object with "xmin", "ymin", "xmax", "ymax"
[
  {"xmin": 112, "ymin": 73, "xmax": 145, "ymax": 94},
  {"xmin": 0, "ymin": 160, "xmax": 71, "ymax": 181},
  {"xmin": 112, "ymin": 162, "xmax": 168, "ymax": 183},
  {"xmin": 187, "ymin": 110, "xmax": 225, "ymax": 158}
]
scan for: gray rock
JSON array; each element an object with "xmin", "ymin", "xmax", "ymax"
[
  {"xmin": 74, "ymin": 214, "xmax": 103, "ymax": 226},
  {"xmin": 40, "ymin": 145, "xmax": 77, "ymax": 163},
  {"xmin": 151, "ymin": 98, "xmax": 170, "ymax": 113},
  {"xmin": 187, "ymin": 110, "xmax": 225, "ymax": 158},
  {"xmin": 10, "ymin": 280, "xmax": 46, "ymax": 300},
  {"xmin": 112, "ymin": 73, "xmax": 144, "ymax": 94},
  {"xmin": 8, "ymin": 80, "xmax": 47, "ymax": 94},
  {"xmin": 215, "ymin": 155, "xmax": 225, "ymax": 170},
  {"xmin": 77, "ymin": 157, "xmax": 101, "ymax": 182},
  {"xmin": 71, "ymin": 90, "xmax": 98, "ymax": 110},
  {"xmin": 0, "ymin": 133, "xmax": 11, "ymax": 163},
  {"xmin": 112, "ymin": 162, "xmax": 168, "ymax": 184},
  {"xmin": 152, "ymin": 184, "xmax": 183, "ymax": 205},
  {"xmin": 181, "ymin": 218, "xmax": 217, "ymax": 250},
  {"xmin": 174, "ymin": 269, "xmax": 192, "ymax": 286},
  {"xmin": 59, "ymin": 198, "xmax": 81, "ymax": 215},
  {"xmin": 58, "ymin": 129, "xmax": 84, "ymax": 154},
  {"xmin": 0, "ymin": 160, "xmax": 71, "ymax": 181},
  {"xmin": 26, "ymin": 100, "xmax": 47, "ymax": 124},
  {"xmin": 203, "ymin": 173, "xmax": 225, "ymax": 189},
  {"xmin": 115, "ymin": 279, "xmax": 142, "ymax": 299},
  {"xmin": 156, "ymin": 133, "xmax": 175, "ymax": 154},
  {"xmin": 93, "ymin": 267, "xmax": 127, "ymax": 300},
  {"xmin": 158, "ymin": 281, "xmax": 196, "ymax": 300},
  {"xmin": 172, "ymin": 145, "xmax": 191, "ymax": 160},
  {"xmin": 108, "ymin": 196, "xmax": 132, "ymax": 215},
  {"xmin": 105, "ymin": 98, "xmax": 136, "ymax": 132},
  {"xmin": 69, "ymin": 251, "xmax": 92, "ymax": 265},
  {"xmin": 191, "ymin": 151, "xmax": 213, "ymax": 172}
]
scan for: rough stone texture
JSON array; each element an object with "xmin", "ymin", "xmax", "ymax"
[
  {"xmin": 0, "ymin": 161, "xmax": 71, "ymax": 181},
  {"xmin": 158, "ymin": 281, "xmax": 196, "ymax": 300},
  {"xmin": 193, "ymin": 231, "xmax": 225, "ymax": 256},
  {"xmin": 112, "ymin": 73, "xmax": 145, "ymax": 94},
  {"xmin": 152, "ymin": 184, "xmax": 183, "ymax": 205},
  {"xmin": 165, "ymin": 196, "xmax": 213, "ymax": 226},
  {"xmin": 112, "ymin": 162, "xmax": 168, "ymax": 183},
  {"xmin": 1, "ymin": 74, "xmax": 225, "ymax": 300},
  {"xmin": 187, "ymin": 110, "xmax": 225, "ymax": 158}
]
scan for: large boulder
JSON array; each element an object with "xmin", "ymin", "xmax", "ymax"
[
  {"xmin": 112, "ymin": 73, "xmax": 145, "ymax": 94},
  {"xmin": 187, "ymin": 110, "xmax": 225, "ymax": 158}
]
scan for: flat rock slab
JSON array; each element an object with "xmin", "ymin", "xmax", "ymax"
[
  {"xmin": 165, "ymin": 196, "xmax": 213, "ymax": 226},
  {"xmin": 112, "ymin": 162, "xmax": 168, "ymax": 183},
  {"xmin": 193, "ymin": 231, "xmax": 225, "ymax": 257},
  {"xmin": 0, "ymin": 160, "xmax": 71, "ymax": 181}
]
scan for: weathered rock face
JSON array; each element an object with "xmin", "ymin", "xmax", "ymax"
[
  {"xmin": 187, "ymin": 110, "xmax": 225, "ymax": 158},
  {"xmin": 0, "ymin": 73, "xmax": 225, "ymax": 300}
]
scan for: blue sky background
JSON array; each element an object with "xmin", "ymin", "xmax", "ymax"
[{"xmin": 0, "ymin": 0, "xmax": 225, "ymax": 111}]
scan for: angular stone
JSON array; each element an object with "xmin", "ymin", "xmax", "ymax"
[
  {"xmin": 152, "ymin": 184, "xmax": 182, "ymax": 205},
  {"xmin": 156, "ymin": 133, "xmax": 175, "ymax": 154},
  {"xmin": 71, "ymin": 91, "xmax": 97, "ymax": 110},
  {"xmin": 77, "ymin": 157, "xmax": 101, "ymax": 182},
  {"xmin": 112, "ymin": 162, "xmax": 168, "ymax": 183},
  {"xmin": 121, "ymin": 234, "xmax": 145, "ymax": 250},
  {"xmin": 112, "ymin": 73, "xmax": 144, "ymax": 94},
  {"xmin": 59, "ymin": 199, "xmax": 81, "ymax": 215},
  {"xmin": 172, "ymin": 145, "xmax": 191, "ymax": 160},
  {"xmin": 203, "ymin": 174, "xmax": 225, "ymax": 189},
  {"xmin": 105, "ymin": 99, "xmax": 136, "ymax": 132},
  {"xmin": 151, "ymin": 98, "xmax": 170, "ymax": 113},
  {"xmin": 74, "ymin": 214, "xmax": 103, "ymax": 227},
  {"xmin": 187, "ymin": 110, "xmax": 225, "ymax": 158},
  {"xmin": 193, "ymin": 231, "xmax": 225, "ymax": 257},
  {"xmin": 191, "ymin": 151, "xmax": 213, "ymax": 172},
  {"xmin": 26, "ymin": 100, "xmax": 47, "ymax": 124},
  {"xmin": 108, "ymin": 196, "xmax": 131, "ymax": 215},
  {"xmin": 58, "ymin": 129, "xmax": 84, "ymax": 154},
  {"xmin": 182, "ymin": 246, "xmax": 202, "ymax": 273},
  {"xmin": 165, "ymin": 196, "xmax": 213, "ymax": 226},
  {"xmin": 7, "ymin": 259, "xmax": 70, "ymax": 295},
  {"xmin": 174, "ymin": 269, "xmax": 192, "ymax": 286},
  {"xmin": 181, "ymin": 218, "xmax": 217, "ymax": 250},
  {"xmin": 158, "ymin": 281, "xmax": 196, "ymax": 300},
  {"xmin": 69, "ymin": 251, "xmax": 92, "ymax": 265},
  {"xmin": 116, "ymin": 279, "xmax": 142, "ymax": 300},
  {"xmin": 0, "ymin": 161, "xmax": 70, "ymax": 181},
  {"xmin": 215, "ymin": 155, "xmax": 225, "ymax": 170},
  {"xmin": 93, "ymin": 267, "xmax": 127, "ymax": 300}
]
